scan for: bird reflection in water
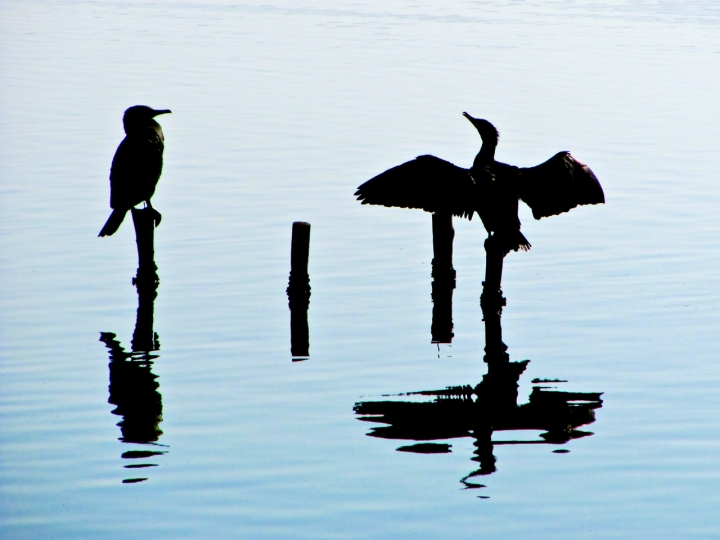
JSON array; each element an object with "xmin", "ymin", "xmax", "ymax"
[
  {"xmin": 99, "ymin": 251, "xmax": 165, "ymax": 484},
  {"xmin": 355, "ymin": 287, "xmax": 603, "ymax": 495}
]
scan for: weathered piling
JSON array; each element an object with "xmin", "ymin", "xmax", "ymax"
[
  {"xmin": 290, "ymin": 222, "xmax": 310, "ymax": 274},
  {"xmin": 131, "ymin": 207, "xmax": 159, "ymax": 289},
  {"xmin": 431, "ymin": 213, "xmax": 455, "ymax": 279},
  {"xmin": 479, "ymin": 233, "xmax": 509, "ymax": 364},
  {"xmin": 478, "ymin": 236, "xmax": 506, "ymax": 366},
  {"xmin": 430, "ymin": 213, "xmax": 456, "ymax": 343},
  {"xmin": 431, "ymin": 262, "xmax": 455, "ymax": 344},
  {"xmin": 129, "ymin": 207, "xmax": 160, "ymax": 352},
  {"xmin": 131, "ymin": 283, "xmax": 159, "ymax": 353},
  {"xmin": 287, "ymin": 222, "xmax": 311, "ymax": 298},
  {"xmin": 481, "ymin": 235, "xmax": 503, "ymax": 300},
  {"xmin": 289, "ymin": 307, "xmax": 310, "ymax": 359},
  {"xmin": 287, "ymin": 222, "xmax": 311, "ymax": 360},
  {"xmin": 481, "ymin": 281, "xmax": 506, "ymax": 361}
]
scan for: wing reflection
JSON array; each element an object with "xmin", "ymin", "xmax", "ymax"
[
  {"xmin": 355, "ymin": 286, "xmax": 603, "ymax": 493},
  {"xmin": 287, "ymin": 271, "xmax": 310, "ymax": 361},
  {"xmin": 100, "ymin": 265, "xmax": 165, "ymax": 484}
]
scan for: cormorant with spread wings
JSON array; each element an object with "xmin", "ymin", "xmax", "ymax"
[{"xmin": 355, "ymin": 113, "xmax": 604, "ymax": 255}]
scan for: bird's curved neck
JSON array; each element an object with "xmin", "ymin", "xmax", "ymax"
[
  {"xmin": 124, "ymin": 119, "xmax": 161, "ymax": 136},
  {"xmin": 473, "ymin": 139, "xmax": 497, "ymax": 168}
]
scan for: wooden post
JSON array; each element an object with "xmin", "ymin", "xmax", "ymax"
[
  {"xmin": 482, "ymin": 234, "xmax": 503, "ymax": 296},
  {"xmin": 430, "ymin": 213, "xmax": 456, "ymax": 344},
  {"xmin": 287, "ymin": 222, "xmax": 311, "ymax": 360},
  {"xmin": 431, "ymin": 264, "xmax": 455, "ymax": 344},
  {"xmin": 289, "ymin": 307, "xmax": 310, "ymax": 359},
  {"xmin": 482, "ymin": 306, "xmax": 506, "ymax": 364},
  {"xmin": 480, "ymin": 234, "xmax": 507, "ymax": 364},
  {"xmin": 432, "ymin": 213, "xmax": 455, "ymax": 278},
  {"xmin": 131, "ymin": 208, "xmax": 159, "ymax": 289},
  {"xmin": 131, "ymin": 284, "xmax": 159, "ymax": 353},
  {"xmin": 290, "ymin": 222, "xmax": 311, "ymax": 277},
  {"xmin": 127, "ymin": 207, "xmax": 160, "ymax": 352}
]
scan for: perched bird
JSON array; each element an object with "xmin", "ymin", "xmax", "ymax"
[
  {"xmin": 355, "ymin": 113, "xmax": 604, "ymax": 254},
  {"xmin": 98, "ymin": 105, "xmax": 171, "ymax": 237}
]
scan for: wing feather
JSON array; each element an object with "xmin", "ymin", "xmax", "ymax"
[
  {"xmin": 355, "ymin": 155, "xmax": 476, "ymax": 219},
  {"xmin": 109, "ymin": 131, "xmax": 164, "ymax": 210},
  {"xmin": 516, "ymin": 152, "xmax": 604, "ymax": 219}
]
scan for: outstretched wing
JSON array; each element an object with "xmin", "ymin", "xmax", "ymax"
[
  {"xmin": 515, "ymin": 152, "xmax": 604, "ymax": 219},
  {"xmin": 355, "ymin": 155, "xmax": 477, "ymax": 219}
]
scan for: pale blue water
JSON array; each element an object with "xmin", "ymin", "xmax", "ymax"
[{"xmin": 2, "ymin": 1, "xmax": 720, "ymax": 538}]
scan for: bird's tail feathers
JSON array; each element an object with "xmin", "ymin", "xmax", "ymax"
[
  {"xmin": 516, "ymin": 231, "xmax": 531, "ymax": 252},
  {"xmin": 98, "ymin": 209, "xmax": 127, "ymax": 237},
  {"xmin": 497, "ymin": 230, "xmax": 531, "ymax": 253}
]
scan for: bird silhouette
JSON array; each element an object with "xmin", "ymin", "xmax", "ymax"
[
  {"xmin": 355, "ymin": 113, "xmax": 604, "ymax": 254},
  {"xmin": 98, "ymin": 106, "xmax": 171, "ymax": 237}
]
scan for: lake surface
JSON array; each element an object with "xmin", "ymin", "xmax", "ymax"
[{"xmin": 2, "ymin": 1, "xmax": 720, "ymax": 538}]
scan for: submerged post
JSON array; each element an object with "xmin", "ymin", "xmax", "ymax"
[
  {"xmin": 431, "ymin": 213, "xmax": 455, "ymax": 278},
  {"xmin": 132, "ymin": 282, "xmax": 159, "ymax": 353},
  {"xmin": 289, "ymin": 304, "xmax": 310, "ymax": 359},
  {"xmin": 131, "ymin": 207, "xmax": 159, "ymax": 289},
  {"xmin": 287, "ymin": 222, "xmax": 311, "ymax": 360},
  {"xmin": 431, "ymin": 262, "xmax": 456, "ymax": 344},
  {"xmin": 430, "ymin": 213, "xmax": 456, "ymax": 343},
  {"xmin": 290, "ymin": 222, "xmax": 311, "ymax": 277},
  {"xmin": 480, "ymin": 234, "xmax": 508, "ymax": 365},
  {"xmin": 482, "ymin": 234, "xmax": 503, "ymax": 297}
]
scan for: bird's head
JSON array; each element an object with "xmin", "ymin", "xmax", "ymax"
[
  {"xmin": 123, "ymin": 105, "xmax": 172, "ymax": 133},
  {"xmin": 462, "ymin": 112, "xmax": 498, "ymax": 144}
]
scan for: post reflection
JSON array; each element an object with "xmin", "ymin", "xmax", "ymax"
[
  {"xmin": 287, "ymin": 222, "xmax": 311, "ymax": 361},
  {"xmin": 287, "ymin": 272, "xmax": 310, "ymax": 360},
  {"xmin": 99, "ymin": 243, "xmax": 166, "ymax": 484},
  {"xmin": 355, "ymin": 285, "xmax": 603, "ymax": 494}
]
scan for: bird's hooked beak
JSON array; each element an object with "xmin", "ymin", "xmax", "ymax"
[
  {"xmin": 152, "ymin": 109, "xmax": 172, "ymax": 117},
  {"xmin": 462, "ymin": 112, "xmax": 498, "ymax": 141},
  {"xmin": 462, "ymin": 111, "xmax": 482, "ymax": 129}
]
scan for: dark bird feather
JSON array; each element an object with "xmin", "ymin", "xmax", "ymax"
[
  {"xmin": 99, "ymin": 105, "xmax": 171, "ymax": 237},
  {"xmin": 356, "ymin": 155, "xmax": 477, "ymax": 220},
  {"xmin": 515, "ymin": 151, "xmax": 604, "ymax": 219}
]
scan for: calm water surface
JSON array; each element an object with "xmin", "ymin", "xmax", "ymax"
[{"xmin": 2, "ymin": 1, "xmax": 720, "ymax": 538}]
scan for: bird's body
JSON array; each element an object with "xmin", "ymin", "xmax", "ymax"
[
  {"xmin": 99, "ymin": 106, "xmax": 171, "ymax": 237},
  {"xmin": 355, "ymin": 113, "xmax": 604, "ymax": 254}
]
